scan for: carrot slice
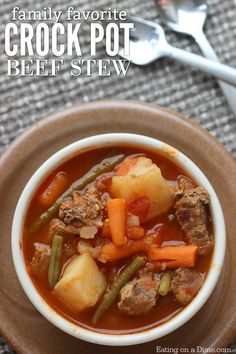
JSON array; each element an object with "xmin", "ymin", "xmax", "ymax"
[
  {"xmin": 101, "ymin": 220, "xmax": 111, "ymax": 238},
  {"xmin": 101, "ymin": 240, "xmax": 146, "ymax": 262},
  {"xmin": 107, "ymin": 198, "xmax": 126, "ymax": 246},
  {"xmin": 148, "ymin": 245, "xmax": 197, "ymax": 268},
  {"xmin": 39, "ymin": 172, "xmax": 68, "ymax": 207},
  {"xmin": 127, "ymin": 226, "xmax": 145, "ymax": 240}
]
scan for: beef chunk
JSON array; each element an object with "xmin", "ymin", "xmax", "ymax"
[
  {"xmin": 174, "ymin": 176, "xmax": 213, "ymax": 255},
  {"xmin": 31, "ymin": 243, "xmax": 51, "ymax": 277},
  {"xmin": 50, "ymin": 186, "xmax": 105, "ymax": 236},
  {"xmin": 177, "ymin": 175, "xmax": 195, "ymax": 191},
  {"xmin": 171, "ymin": 268, "xmax": 202, "ymax": 305},
  {"xmin": 59, "ymin": 186, "xmax": 105, "ymax": 228},
  {"xmin": 50, "ymin": 218, "xmax": 81, "ymax": 235},
  {"xmin": 118, "ymin": 276, "xmax": 159, "ymax": 315}
]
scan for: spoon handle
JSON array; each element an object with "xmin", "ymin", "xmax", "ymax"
[
  {"xmin": 168, "ymin": 45, "xmax": 236, "ymax": 86},
  {"xmin": 194, "ymin": 31, "xmax": 236, "ymax": 115}
]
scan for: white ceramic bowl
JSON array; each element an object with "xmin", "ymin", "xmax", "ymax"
[{"xmin": 11, "ymin": 133, "xmax": 226, "ymax": 346}]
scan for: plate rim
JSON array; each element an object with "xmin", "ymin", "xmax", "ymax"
[{"xmin": 1, "ymin": 99, "xmax": 236, "ymax": 353}]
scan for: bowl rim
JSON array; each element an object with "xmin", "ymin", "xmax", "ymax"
[{"xmin": 11, "ymin": 133, "xmax": 226, "ymax": 346}]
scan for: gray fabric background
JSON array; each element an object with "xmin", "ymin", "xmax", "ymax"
[{"xmin": 0, "ymin": 0, "xmax": 236, "ymax": 352}]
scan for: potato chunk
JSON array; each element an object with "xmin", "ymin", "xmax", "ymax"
[
  {"xmin": 111, "ymin": 157, "xmax": 174, "ymax": 221},
  {"xmin": 54, "ymin": 253, "xmax": 107, "ymax": 312}
]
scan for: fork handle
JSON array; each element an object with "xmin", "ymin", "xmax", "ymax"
[
  {"xmin": 194, "ymin": 31, "xmax": 236, "ymax": 115},
  {"xmin": 167, "ymin": 45, "xmax": 236, "ymax": 86}
]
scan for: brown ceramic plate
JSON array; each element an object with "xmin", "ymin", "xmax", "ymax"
[{"xmin": 0, "ymin": 100, "xmax": 236, "ymax": 354}]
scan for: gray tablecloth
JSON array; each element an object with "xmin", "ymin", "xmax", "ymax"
[{"xmin": 1, "ymin": 0, "xmax": 236, "ymax": 352}]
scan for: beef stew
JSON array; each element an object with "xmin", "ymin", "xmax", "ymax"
[{"xmin": 22, "ymin": 146, "xmax": 213, "ymax": 334}]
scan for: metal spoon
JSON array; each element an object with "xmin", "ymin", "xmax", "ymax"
[
  {"xmin": 115, "ymin": 17, "xmax": 236, "ymax": 85},
  {"xmin": 155, "ymin": 0, "xmax": 236, "ymax": 114}
]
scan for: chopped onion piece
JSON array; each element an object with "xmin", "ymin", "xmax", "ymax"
[
  {"xmin": 80, "ymin": 225, "xmax": 98, "ymax": 239},
  {"xmin": 127, "ymin": 213, "xmax": 140, "ymax": 226}
]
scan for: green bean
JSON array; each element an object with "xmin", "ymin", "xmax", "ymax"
[
  {"xmin": 158, "ymin": 270, "xmax": 173, "ymax": 296},
  {"xmin": 48, "ymin": 234, "xmax": 64, "ymax": 288},
  {"xmin": 30, "ymin": 154, "xmax": 125, "ymax": 233},
  {"xmin": 92, "ymin": 256, "xmax": 145, "ymax": 324}
]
